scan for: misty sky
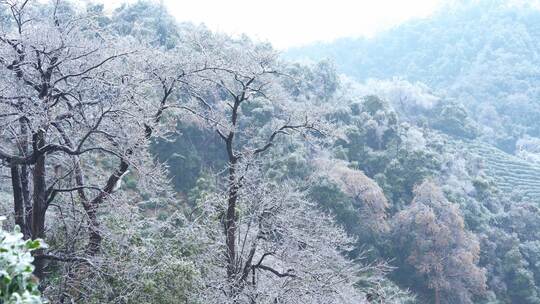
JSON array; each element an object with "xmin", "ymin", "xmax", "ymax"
[{"xmin": 99, "ymin": 0, "xmax": 443, "ymax": 49}]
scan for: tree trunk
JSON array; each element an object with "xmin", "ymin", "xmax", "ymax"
[
  {"xmin": 85, "ymin": 160, "xmax": 129, "ymax": 255},
  {"xmin": 226, "ymin": 161, "xmax": 238, "ymax": 279},
  {"xmin": 10, "ymin": 164, "xmax": 25, "ymax": 231},
  {"xmin": 85, "ymin": 204, "xmax": 102, "ymax": 255},
  {"xmin": 31, "ymin": 130, "xmax": 47, "ymax": 279},
  {"xmin": 21, "ymin": 164, "xmax": 32, "ymax": 239},
  {"xmin": 435, "ymin": 287, "xmax": 440, "ymax": 304},
  {"xmin": 19, "ymin": 119, "xmax": 32, "ymax": 239}
]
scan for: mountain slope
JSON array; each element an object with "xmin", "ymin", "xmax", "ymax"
[
  {"xmin": 466, "ymin": 140, "xmax": 540, "ymax": 202},
  {"xmin": 285, "ymin": 0, "xmax": 540, "ymax": 152}
]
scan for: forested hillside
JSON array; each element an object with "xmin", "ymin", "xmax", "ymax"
[
  {"xmin": 285, "ymin": 1, "xmax": 540, "ymax": 303},
  {"xmin": 287, "ymin": 0, "xmax": 540, "ymax": 152},
  {"xmin": 0, "ymin": 0, "xmax": 539, "ymax": 304}
]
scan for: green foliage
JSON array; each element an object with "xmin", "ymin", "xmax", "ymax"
[
  {"xmin": 0, "ymin": 218, "xmax": 45, "ymax": 304},
  {"xmin": 139, "ymin": 257, "xmax": 199, "ymax": 304},
  {"xmin": 152, "ymin": 123, "xmax": 226, "ymax": 194},
  {"xmin": 377, "ymin": 149, "xmax": 441, "ymax": 209},
  {"xmin": 431, "ymin": 101, "xmax": 478, "ymax": 139},
  {"xmin": 56, "ymin": 209, "xmax": 202, "ymax": 304},
  {"xmin": 337, "ymin": 96, "xmax": 441, "ymax": 209},
  {"xmin": 309, "ymin": 179, "xmax": 359, "ymax": 235},
  {"xmin": 363, "ymin": 95, "xmax": 388, "ymax": 116}
]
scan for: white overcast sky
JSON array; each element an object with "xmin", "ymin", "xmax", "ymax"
[{"xmin": 98, "ymin": 0, "xmax": 443, "ymax": 49}]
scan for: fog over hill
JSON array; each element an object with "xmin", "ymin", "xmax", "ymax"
[{"xmin": 286, "ymin": 0, "xmax": 540, "ymax": 153}]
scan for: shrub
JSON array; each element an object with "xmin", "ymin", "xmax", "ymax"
[{"xmin": 0, "ymin": 216, "xmax": 45, "ymax": 304}]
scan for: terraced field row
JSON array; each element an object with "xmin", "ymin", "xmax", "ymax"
[{"xmin": 466, "ymin": 141, "xmax": 540, "ymax": 202}]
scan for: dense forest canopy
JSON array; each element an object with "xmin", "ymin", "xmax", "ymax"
[{"xmin": 0, "ymin": 0, "xmax": 539, "ymax": 303}]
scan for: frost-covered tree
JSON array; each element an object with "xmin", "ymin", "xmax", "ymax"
[
  {"xmin": 195, "ymin": 170, "xmax": 382, "ymax": 303},
  {"xmin": 110, "ymin": 0, "xmax": 180, "ymax": 48},
  {"xmin": 392, "ymin": 181, "xmax": 486, "ymax": 304},
  {"xmin": 179, "ymin": 34, "xmax": 394, "ymax": 303},
  {"xmin": 359, "ymin": 79, "xmax": 440, "ymax": 121},
  {"xmin": 0, "ymin": 0, "xmax": 201, "ymax": 279},
  {"xmin": 315, "ymin": 158, "xmax": 389, "ymax": 234}
]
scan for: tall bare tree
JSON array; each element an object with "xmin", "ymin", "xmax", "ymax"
[
  {"xmin": 0, "ymin": 0, "xmax": 201, "ymax": 278},
  {"xmin": 181, "ymin": 34, "xmax": 393, "ymax": 303}
]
